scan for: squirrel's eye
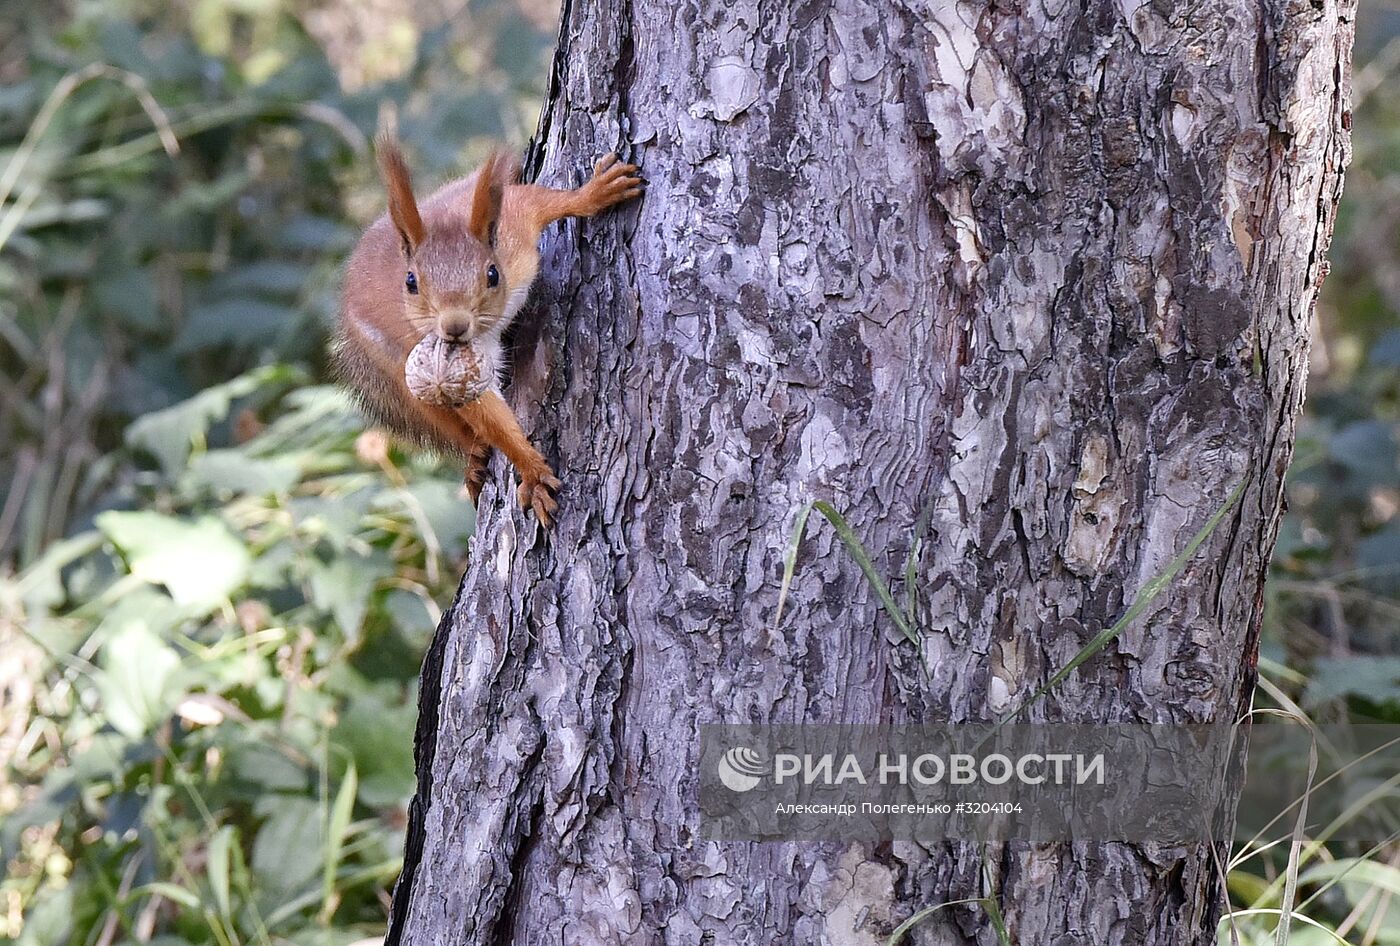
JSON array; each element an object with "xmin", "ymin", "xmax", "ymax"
[
  {"xmin": 405, "ymin": 271, "xmax": 418, "ymax": 295},
  {"xmin": 486, "ymin": 264, "xmax": 499, "ymax": 288}
]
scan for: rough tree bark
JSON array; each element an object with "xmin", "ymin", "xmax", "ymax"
[{"xmin": 385, "ymin": 0, "xmax": 1353, "ymax": 941}]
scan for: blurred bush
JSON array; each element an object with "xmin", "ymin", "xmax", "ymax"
[{"xmin": 0, "ymin": 0, "xmax": 550, "ymax": 943}]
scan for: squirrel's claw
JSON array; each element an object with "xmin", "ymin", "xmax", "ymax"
[
  {"xmin": 519, "ymin": 470, "xmax": 561, "ymax": 526},
  {"xmin": 581, "ymin": 153, "xmax": 644, "ymax": 215},
  {"xmin": 594, "ymin": 153, "xmax": 619, "ymax": 175}
]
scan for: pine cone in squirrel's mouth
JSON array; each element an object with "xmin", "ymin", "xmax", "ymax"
[{"xmin": 404, "ymin": 333, "xmax": 492, "ymax": 407}]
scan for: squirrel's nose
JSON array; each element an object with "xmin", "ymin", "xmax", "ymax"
[{"xmin": 438, "ymin": 316, "xmax": 470, "ymax": 341}]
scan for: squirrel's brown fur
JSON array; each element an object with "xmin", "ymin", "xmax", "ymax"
[{"xmin": 333, "ymin": 136, "xmax": 643, "ymax": 524}]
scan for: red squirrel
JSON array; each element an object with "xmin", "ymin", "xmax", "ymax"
[{"xmin": 334, "ymin": 136, "xmax": 643, "ymax": 525}]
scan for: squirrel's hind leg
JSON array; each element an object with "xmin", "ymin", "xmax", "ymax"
[
  {"xmin": 458, "ymin": 392, "xmax": 560, "ymax": 525},
  {"xmin": 464, "ymin": 441, "xmax": 492, "ymax": 504},
  {"xmin": 380, "ymin": 395, "xmax": 496, "ymax": 505}
]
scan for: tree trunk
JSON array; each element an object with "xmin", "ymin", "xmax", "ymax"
[{"xmin": 385, "ymin": 0, "xmax": 1354, "ymax": 941}]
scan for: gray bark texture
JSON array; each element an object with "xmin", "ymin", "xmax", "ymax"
[{"xmin": 385, "ymin": 0, "xmax": 1354, "ymax": 940}]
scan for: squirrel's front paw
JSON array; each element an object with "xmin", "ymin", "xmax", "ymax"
[
  {"xmin": 580, "ymin": 153, "xmax": 644, "ymax": 215},
  {"xmin": 518, "ymin": 467, "xmax": 562, "ymax": 526}
]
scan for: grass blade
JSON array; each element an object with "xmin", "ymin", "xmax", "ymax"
[
  {"xmin": 979, "ymin": 855, "xmax": 1012, "ymax": 946},
  {"xmin": 984, "ymin": 895, "xmax": 1011, "ymax": 946},
  {"xmin": 208, "ymin": 825, "xmax": 234, "ymax": 924},
  {"xmin": 770, "ymin": 502, "xmax": 814, "ymax": 634},
  {"xmin": 0, "ymin": 63, "xmax": 178, "ymax": 253},
  {"xmin": 321, "ymin": 759, "xmax": 357, "ymax": 922},
  {"xmin": 1220, "ymin": 909, "xmax": 1351, "ymax": 946},
  {"xmin": 904, "ymin": 502, "xmax": 933, "ymax": 630},
  {"xmin": 996, "ymin": 478, "xmax": 1246, "ymax": 725},
  {"xmin": 126, "ymin": 881, "xmax": 201, "ymax": 910},
  {"xmin": 1232, "ymin": 726, "xmax": 1400, "ymax": 871},
  {"xmin": 812, "ymin": 501, "xmax": 916, "ymax": 643},
  {"xmin": 1274, "ymin": 728, "xmax": 1317, "ymax": 946},
  {"xmin": 887, "ymin": 897, "xmax": 994, "ymax": 946}
]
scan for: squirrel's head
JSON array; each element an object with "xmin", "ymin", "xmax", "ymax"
[{"xmin": 375, "ymin": 135, "xmax": 517, "ymax": 342}]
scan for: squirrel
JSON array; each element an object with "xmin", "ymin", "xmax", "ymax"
[{"xmin": 333, "ymin": 135, "xmax": 643, "ymax": 525}]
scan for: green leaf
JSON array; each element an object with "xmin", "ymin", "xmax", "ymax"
[
  {"xmin": 1329, "ymin": 419, "xmax": 1398, "ymax": 485},
  {"xmin": 67, "ymin": 732, "xmax": 130, "ymax": 784},
  {"xmin": 292, "ymin": 490, "xmax": 375, "ymax": 552},
  {"xmin": 333, "ymin": 693, "xmax": 415, "ymax": 807},
  {"xmin": 1356, "ymin": 525, "xmax": 1400, "ymax": 592},
  {"xmin": 210, "ymin": 261, "xmax": 313, "ymax": 297},
  {"xmin": 1314, "ymin": 858, "xmax": 1400, "ymax": 937},
  {"xmin": 97, "ymin": 511, "xmax": 250, "ymax": 609},
  {"xmin": 1227, "ymin": 870, "xmax": 1272, "ymax": 908},
  {"xmin": 187, "ymin": 448, "xmax": 301, "ymax": 497},
  {"xmin": 252, "ymin": 796, "xmax": 325, "ymax": 894},
  {"xmin": 1304, "ymin": 656, "xmax": 1400, "ymax": 707},
  {"xmin": 13, "ymin": 529, "xmax": 102, "ymax": 612},
  {"xmin": 176, "ymin": 297, "xmax": 299, "ymax": 353},
  {"xmin": 93, "ymin": 266, "xmax": 160, "ymax": 331},
  {"xmin": 248, "ymin": 541, "xmax": 297, "ymax": 590},
  {"xmin": 159, "ymin": 169, "xmax": 250, "ymax": 217},
  {"xmin": 208, "ymin": 825, "xmax": 235, "ymax": 923},
  {"xmin": 253, "ymin": 386, "xmax": 360, "ymax": 453},
  {"xmin": 228, "ymin": 740, "xmax": 309, "ymax": 793},
  {"xmin": 94, "ymin": 621, "xmax": 183, "ymax": 737},
  {"xmin": 308, "ymin": 551, "xmax": 394, "ymax": 641},
  {"xmin": 274, "ymin": 214, "xmax": 352, "ymax": 253},
  {"xmin": 125, "ymin": 365, "xmax": 290, "ymax": 475},
  {"xmin": 127, "ymin": 881, "xmax": 202, "ymax": 910},
  {"xmin": 381, "ymin": 587, "xmax": 434, "ymax": 643},
  {"xmin": 393, "ymin": 480, "xmax": 476, "ymax": 558},
  {"xmin": 94, "ymin": 587, "xmax": 190, "ymax": 640},
  {"xmin": 15, "ymin": 885, "xmax": 73, "ymax": 946},
  {"xmin": 1371, "ymin": 328, "xmax": 1400, "ymax": 367}
]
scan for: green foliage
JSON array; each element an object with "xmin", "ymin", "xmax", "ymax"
[
  {"xmin": 3, "ymin": 375, "xmax": 475, "ymax": 945},
  {"xmin": 0, "ymin": 0, "xmax": 551, "ymax": 943}
]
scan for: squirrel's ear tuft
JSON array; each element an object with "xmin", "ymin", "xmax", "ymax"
[
  {"xmin": 376, "ymin": 134, "xmax": 426, "ymax": 258},
  {"xmin": 468, "ymin": 150, "xmax": 519, "ymax": 247}
]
